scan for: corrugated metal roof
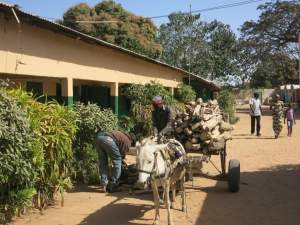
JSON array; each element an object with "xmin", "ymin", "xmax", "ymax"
[{"xmin": 0, "ymin": 2, "xmax": 220, "ymax": 91}]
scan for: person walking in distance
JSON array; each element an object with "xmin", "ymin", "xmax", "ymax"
[
  {"xmin": 284, "ymin": 103, "xmax": 296, "ymax": 137},
  {"xmin": 270, "ymin": 94, "xmax": 284, "ymax": 139},
  {"xmin": 249, "ymin": 92, "xmax": 262, "ymax": 136}
]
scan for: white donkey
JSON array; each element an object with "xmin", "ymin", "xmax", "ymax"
[{"xmin": 136, "ymin": 137, "xmax": 187, "ymax": 225}]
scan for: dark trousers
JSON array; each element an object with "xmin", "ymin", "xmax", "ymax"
[{"xmin": 251, "ymin": 116, "xmax": 261, "ymax": 135}]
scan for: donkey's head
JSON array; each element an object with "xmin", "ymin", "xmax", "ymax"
[{"xmin": 135, "ymin": 137, "xmax": 166, "ymax": 189}]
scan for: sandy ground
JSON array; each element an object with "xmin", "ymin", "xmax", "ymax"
[{"xmin": 13, "ymin": 108, "xmax": 300, "ymax": 225}]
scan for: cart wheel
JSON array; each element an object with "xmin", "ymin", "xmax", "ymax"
[{"xmin": 228, "ymin": 159, "xmax": 240, "ymax": 192}]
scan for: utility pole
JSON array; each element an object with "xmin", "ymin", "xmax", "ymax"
[
  {"xmin": 299, "ymin": 33, "xmax": 300, "ymax": 85},
  {"xmin": 188, "ymin": 4, "xmax": 192, "ymax": 85}
]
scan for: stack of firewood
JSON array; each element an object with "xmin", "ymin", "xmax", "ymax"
[{"xmin": 173, "ymin": 98, "xmax": 234, "ymax": 152}]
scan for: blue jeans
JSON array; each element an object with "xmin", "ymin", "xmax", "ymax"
[{"xmin": 96, "ymin": 134, "xmax": 122, "ymax": 185}]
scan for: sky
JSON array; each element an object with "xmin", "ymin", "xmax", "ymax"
[{"xmin": 1, "ymin": 0, "xmax": 267, "ymax": 35}]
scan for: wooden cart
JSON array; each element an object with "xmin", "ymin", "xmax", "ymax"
[{"xmin": 186, "ymin": 143, "xmax": 240, "ymax": 192}]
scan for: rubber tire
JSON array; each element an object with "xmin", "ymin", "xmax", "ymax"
[{"xmin": 228, "ymin": 159, "xmax": 240, "ymax": 192}]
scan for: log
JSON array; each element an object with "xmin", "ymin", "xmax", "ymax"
[
  {"xmin": 209, "ymin": 138, "xmax": 225, "ymax": 150},
  {"xmin": 202, "ymin": 115, "xmax": 222, "ymax": 131},
  {"xmin": 176, "ymin": 118, "xmax": 183, "ymax": 125},
  {"xmin": 183, "ymin": 116, "xmax": 190, "ymax": 121},
  {"xmin": 175, "ymin": 127, "xmax": 184, "ymax": 134},
  {"xmin": 191, "ymin": 122, "xmax": 202, "ymax": 130},
  {"xmin": 199, "ymin": 131, "xmax": 210, "ymax": 141},
  {"xmin": 196, "ymin": 98, "xmax": 203, "ymax": 104},
  {"xmin": 185, "ymin": 141, "xmax": 193, "ymax": 151},
  {"xmin": 172, "ymin": 98, "xmax": 234, "ymax": 153},
  {"xmin": 192, "ymin": 133, "xmax": 201, "ymax": 138},
  {"xmin": 188, "ymin": 101, "xmax": 196, "ymax": 106},
  {"xmin": 184, "ymin": 127, "xmax": 193, "ymax": 136},
  {"xmin": 191, "ymin": 137, "xmax": 199, "ymax": 144},
  {"xmin": 191, "ymin": 143, "xmax": 201, "ymax": 150},
  {"xmin": 222, "ymin": 132, "xmax": 232, "ymax": 141},
  {"xmin": 193, "ymin": 104, "xmax": 202, "ymax": 117},
  {"xmin": 203, "ymin": 114, "xmax": 215, "ymax": 121},
  {"xmin": 219, "ymin": 121, "xmax": 234, "ymax": 132}
]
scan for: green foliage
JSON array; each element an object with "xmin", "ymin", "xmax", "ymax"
[
  {"xmin": 158, "ymin": 13, "xmax": 238, "ymax": 83},
  {"xmin": 217, "ymin": 89, "xmax": 238, "ymax": 124},
  {"xmin": 73, "ymin": 103, "xmax": 118, "ymax": 184},
  {"xmin": 118, "ymin": 115, "xmax": 135, "ymax": 132},
  {"xmin": 10, "ymin": 88, "xmax": 77, "ymax": 209},
  {"xmin": 62, "ymin": 0, "xmax": 161, "ymax": 58},
  {"xmin": 121, "ymin": 81, "xmax": 173, "ymax": 138},
  {"xmin": 175, "ymin": 83, "xmax": 196, "ymax": 103},
  {"xmin": 240, "ymin": 0, "xmax": 300, "ymax": 87},
  {"xmin": 131, "ymin": 104, "xmax": 153, "ymax": 139},
  {"xmin": 122, "ymin": 81, "xmax": 172, "ymax": 105},
  {"xmin": 0, "ymin": 81, "xmax": 36, "ymax": 222},
  {"xmin": 73, "ymin": 143, "xmax": 100, "ymax": 184}
]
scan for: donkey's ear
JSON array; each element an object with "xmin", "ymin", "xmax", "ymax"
[{"xmin": 135, "ymin": 141, "xmax": 141, "ymax": 147}]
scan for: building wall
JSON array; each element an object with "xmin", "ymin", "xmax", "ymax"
[{"xmin": 0, "ymin": 15, "xmax": 183, "ymax": 88}]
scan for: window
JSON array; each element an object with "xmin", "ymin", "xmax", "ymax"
[{"xmin": 26, "ymin": 82, "xmax": 43, "ymax": 97}]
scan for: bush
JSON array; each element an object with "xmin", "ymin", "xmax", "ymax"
[
  {"xmin": 122, "ymin": 81, "xmax": 172, "ymax": 105},
  {"xmin": 118, "ymin": 115, "xmax": 135, "ymax": 132},
  {"xmin": 175, "ymin": 83, "xmax": 196, "ymax": 103},
  {"xmin": 218, "ymin": 89, "xmax": 238, "ymax": 124},
  {"xmin": 73, "ymin": 103, "xmax": 118, "ymax": 184},
  {"xmin": 10, "ymin": 88, "xmax": 77, "ymax": 209},
  {"xmin": 121, "ymin": 81, "xmax": 173, "ymax": 138},
  {"xmin": 0, "ymin": 81, "xmax": 36, "ymax": 222}
]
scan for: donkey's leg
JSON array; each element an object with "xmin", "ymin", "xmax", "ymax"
[
  {"xmin": 164, "ymin": 179, "xmax": 174, "ymax": 225},
  {"xmin": 181, "ymin": 176, "xmax": 187, "ymax": 214},
  {"xmin": 170, "ymin": 184, "xmax": 176, "ymax": 209},
  {"xmin": 151, "ymin": 181, "xmax": 160, "ymax": 225}
]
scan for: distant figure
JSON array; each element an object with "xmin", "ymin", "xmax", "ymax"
[
  {"xmin": 249, "ymin": 92, "xmax": 262, "ymax": 136},
  {"xmin": 270, "ymin": 94, "xmax": 284, "ymax": 139},
  {"xmin": 284, "ymin": 103, "xmax": 296, "ymax": 137}
]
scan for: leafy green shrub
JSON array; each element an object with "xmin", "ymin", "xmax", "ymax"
[
  {"xmin": 218, "ymin": 89, "xmax": 238, "ymax": 124},
  {"xmin": 73, "ymin": 103, "xmax": 118, "ymax": 184},
  {"xmin": 131, "ymin": 104, "xmax": 153, "ymax": 139},
  {"xmin": 118, "ymin": 115, "xmax": 135, "ymax": 132},
  {"xmin": 122, "ymin": 81, "xmax": 172, "ymax": 105},
  {"xmin": 121, "ymin": 81, "xmax": 173, "ymax": 138},
  {"xmin": 0, "ymin": 81, "xmax": 36, "ymax": 222},
  {"xmin": 171, "ymin": 101, "xmax": 186, "ymax": 114},
  {"xmin": 175, "ymin": 83, "xmax": 196, "ymax": 103},
  {"xmin": 10, "ymin": 88, "xmax": 77, "ymax": 209}
]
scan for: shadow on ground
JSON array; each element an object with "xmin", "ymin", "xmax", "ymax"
[
  {"xmin": 77, "ymin": 190, "xmax": 153, "ymax": 225},
  {"xmin": 195, "ymin": 164, "xmax": 300, "ymax": 225}
]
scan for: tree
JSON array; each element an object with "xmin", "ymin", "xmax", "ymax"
[
  {"xmin": 157, "ymin": 12, "xmax": 238, "ymax": 83},
  {"xmin": 240, "ymin": 0, "xmax": 300, "ymax": 87},
  {"xmin": 241, "ymin": 0, "xmax": 300, "ymax": 54},
  {"xmin": 62, "ymin": 0, "xmax": 161, "ymax": 58},
  {"xmin": 204, "ymin": 21, "xmax": 238, "ymax": 82}
]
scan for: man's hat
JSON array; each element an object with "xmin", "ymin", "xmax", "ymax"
[{"xmin": 152, "ymin": 96, "xmax": 163, "ymax": 105}]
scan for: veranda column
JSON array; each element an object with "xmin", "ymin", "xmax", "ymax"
[
  {"xmin": 61, "ymin": 77, "xmax": 73, "ymax": 106},
  {"xmin": 110, "ymin": 82, "xmax": 119, "ymax": 116},
  {"xmin": 170, "ymin": 87, "xmax": 175, "ymax": 99},
  {"xmin": 169, "ymin": 87, "xmax": 175, "ymax": 99}
]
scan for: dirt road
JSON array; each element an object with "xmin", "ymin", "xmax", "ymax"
[{"xmin": 13, "ymin": 109, "xmax": 300, "ymax": 225}]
